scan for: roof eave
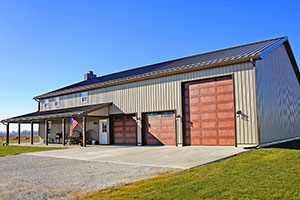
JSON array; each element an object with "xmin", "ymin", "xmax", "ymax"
[
  {"xmin": 258, "ymin": 37, "xmax": 300, "ymax": 85},
  {"xmin": 34, "ymin": 56, "xmax": 260, "ymax": 100},
  {"xmin": 1, "ymin": 103, "xmax": 112, "ymax": 123},
  {"xmin": 259, "ymin": 37, "xmax": 288, "ymax": 59}
]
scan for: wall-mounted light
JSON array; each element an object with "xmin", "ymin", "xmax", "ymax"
[{"xmin": 236, "ymin": 110, "xmax": 242, "ymax": 116}]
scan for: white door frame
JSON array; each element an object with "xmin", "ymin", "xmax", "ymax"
[{"xmin": 99, "ymin": 119, "xmax": 109, "ymax": 144}]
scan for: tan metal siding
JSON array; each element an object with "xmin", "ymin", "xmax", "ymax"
[
  {"xmin": 40, "ymin": 63, "xmax": 258, "ymax": 145},
  {"xmin": 256, "ymin": 44, "xmax": 300, "ymax": 144}
]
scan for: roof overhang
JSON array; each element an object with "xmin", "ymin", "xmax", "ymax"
[{"xmin": 1, "ymin": 103, "xmax": 112, "ymax": 123}]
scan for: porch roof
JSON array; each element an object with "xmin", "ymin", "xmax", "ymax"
[{"xmin": 1, "ymin": 103, "xmax": 112, "ymax": 123}]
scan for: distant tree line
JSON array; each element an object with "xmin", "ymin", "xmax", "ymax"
[{"xmin": 0, "ymin": 130, "xmax": 39, "ymax": 137}]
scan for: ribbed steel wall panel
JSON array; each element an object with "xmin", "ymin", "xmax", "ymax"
[
  {"xmin": 256, "ymin": 44, "xmax": 300, "ymax": 144},
  {"xmin": 40, "ymin": 63, "xmax": 258, "ymax": 145}
]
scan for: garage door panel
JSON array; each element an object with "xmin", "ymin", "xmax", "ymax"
[
  {"xmin": 217, "ymin": 103, "xmax": 234, "ymax": 111},
  {"xmin": 125, "ymin": 121, "xmax": 136, "ymax": 126},
  {"xmin": 219, "ymin": 138, "xmax": 235, "ymax": 146},
  {"xmin": 217, "ymin": 85, "xmax": 233, "ymax": 93},
  {"xmin": 201, "ymin": 138, "xmax": 218, "ymax": 145},
  {"xmin": 200, "ymin": 104, "xmax": 217, "ymax": 112},
  {"xmin": 114, "ymin": 132, "xmax": 124, "ymax": 137},
  {"xmin": 217, "ymin": 112, "xmax": 234, "ymax": 119},
  {"xmin": 200, "ymin": 87, "xmax": 216, "ymax": 95},
  {"xmin": 190, "ymin": 97, "xmax": 200, "ymax": 104},
  {"xmin": 200, "ymin": 96, "xmax": 216, "ymax": 103},
  {"xmin": 189, "ymin": 107, "xmax": 200, "ymax": 113},
  {"xmin": 184, "ymin": 76, "xmax": 235, "ymax": 146},
  {"xmin": 218, "ymin": 129, "xmax": 235, "ymax": 137},
  {"xmin": 217, "ymin": 94, "xmax": 234, "ymax": 102},
  {"xmin": 161, "ymin": 126, "xmax": 173, "ymax": 132},
  {"xmin": 201, "ymin": 113, "xmax": 217, "ymax": 120},
  {"xmin": 125, "ymin": 127, "xmax": 136, "ymax": 132},
  {"xmin": 114, "ymin": 138, "xmax": 124, "ymax": 143},
  {"xmin": 201, "ymin": 130, "xmax": 218, "ymax": 137},
  {"xmin": 189, "ymin": 84, "xmax": 200, "ymax": 90},
  {"xmin": 189, "ymin": 89, "xmax": 200, "ymax": 97},
  {"xmin": 218, "ymin": 120, "xmax": 235, "ymax": 128},
  {"xmin": 113, "ymin": 127, "xmax": 123, "ymax": 132},
  {"xmin": 199, "ymin": 81, "xmax": 216, "ymax": 88},
  {"xmin": 125, "ymin": 139, "xmax": 136, "ymax": 144},
  {"xmin": 201, "ymin": 121, "xmax": 217, "ymax": 129}
]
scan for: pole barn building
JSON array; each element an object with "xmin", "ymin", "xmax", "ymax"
[{"xmin": 2, "ymin": 37, "xmax": 300, "ymax": 148}]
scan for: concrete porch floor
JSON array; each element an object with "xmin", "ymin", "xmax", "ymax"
[{"xmin": 24, "ymin": 145, "xmax": 247, "ymax": 169}]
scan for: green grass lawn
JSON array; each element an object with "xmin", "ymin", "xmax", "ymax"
[
  {"xmin": 0, "ymin": 145, "xmax": 65, "ymax": 157},
  {"xmin": 83, "ymin": 148, "xmax": 300, "ymax": 200},
  {"xmin": 0, "ymin": 137, "xmax": 65, "ymax": 157}
]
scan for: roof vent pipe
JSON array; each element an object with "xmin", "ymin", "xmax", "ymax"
[{"xmin": 84, "ymin": 71, "xmax": 97, "ymax": 80}]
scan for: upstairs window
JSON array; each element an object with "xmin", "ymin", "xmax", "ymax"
[
  {"xmin": 81, "ymin": 92, "xmax": 88, "ymax": 103},
  {"xmin": 55, "ymin": 97, "xmax": 60, "ymax": 107},
  {"xmin": 147, "ymin": 113, "xmax": 158, "ymax": 118},
  {"xmin": 126, "ymin": 114, "xmax": 135, "ymax": 120},
  {"xmin": 44, "ymin": 99, "xmax": 49, "ymax": 108},
  {"xmin": 161, "ymin": 111, "xmax": 174, "ymax": 118},
  {"xmin": 114, "ymin": 115, "xmax": 123, "ymax": 121}
]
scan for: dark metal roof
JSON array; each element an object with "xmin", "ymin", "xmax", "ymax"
[
  {"xmin": 35, "ymin": 37, "xmax": 287, "ymax": 99},
  {"xmin": 1, "ymin": 103, "xmax": 111, "ymax": 123}
]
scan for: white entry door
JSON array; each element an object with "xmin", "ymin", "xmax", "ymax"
[{"xmin": 99, "ymin": 119, "xmax": 109, "ymax": 144}]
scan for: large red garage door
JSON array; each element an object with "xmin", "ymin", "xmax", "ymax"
[
  {"xmin": 143, "ymin": 111, "xmax": 176, "ymax": 145},
  {"xmin": 183, "ymin": 76, "xmax": 235, "ymax": 146},
  {"xmin": 112, "ymin": 114, "xmax": 137, "ymax": 145}
]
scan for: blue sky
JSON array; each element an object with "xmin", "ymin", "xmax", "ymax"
[{"xmin": 0, "ymin": 0, "xmax": 299, "ymax": 131}]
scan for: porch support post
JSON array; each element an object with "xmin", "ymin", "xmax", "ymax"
[
  {"xmin": 30, "ymin": 121, "xmax": 34, "ymax": 145},
  {"xmin": 6, "ymin": 123, "xmax": 9, "ymax": 144},
  {"xmin": 62, "ymin": 118, "xmax": 65, "ymax": 146},
  {"xmin": 82, "ymin": 116, "xmax": 86, "ymax": 147},
  {"xmin": 136, "ymin": 112, "xmax": 142, "ymax": 146},
  {"xmin": 45, "ymin": 120, "xmax": 48, "ymax": 145},
  {"xmin": 18, "ymin": 122, "xmax": 21, "ymax": 144}
]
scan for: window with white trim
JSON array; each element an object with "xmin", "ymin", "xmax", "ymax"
[
  {"xmin": 81, "ymin": 92, "xmax": 88, "ymax": 103},
  {"xmin": 55, "ymin": 97, "xmax": 60, "ymax": 107},
  {"xmin": 161, "ymin": 111, "xmax": 174, "ymax": 118},
  {"xmin": 44, "ymin": 99, "xmax": 49, "ymax": 108}
]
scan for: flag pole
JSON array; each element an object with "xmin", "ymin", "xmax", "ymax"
[{"xmin": 78, "ymin": 123, "xmax": 83, "ymax": 129}]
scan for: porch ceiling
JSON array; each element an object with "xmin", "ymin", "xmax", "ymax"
[{"xmin": 1, "ymin": 103, "xmax": 112, "ymax": 123}]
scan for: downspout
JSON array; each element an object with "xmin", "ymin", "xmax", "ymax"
[{"xmin": 250, "ymin": 58, "xmax": 261, "ymax": 148}]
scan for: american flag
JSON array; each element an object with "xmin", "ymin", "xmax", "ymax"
[{"xmin": 70, "ymin": 118, "xmax": 78, "ymax": 137}]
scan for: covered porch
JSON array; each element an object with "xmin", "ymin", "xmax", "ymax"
[{"xmin": 1, "ymin": 103, "xmax": 112, "ymax": 147}]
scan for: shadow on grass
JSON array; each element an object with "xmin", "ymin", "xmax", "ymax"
[{"xmin": 264, "ymin": 139, "xmax": 300, "ymax": 150}]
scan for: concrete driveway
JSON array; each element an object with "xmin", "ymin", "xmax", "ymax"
[
  {"xmin": 26, "ymin": 145, "xmax": 246, "ymax": 169},
  {"xmin": 1, "ymin": 145, "xmax": 246, "ymax": 200}
]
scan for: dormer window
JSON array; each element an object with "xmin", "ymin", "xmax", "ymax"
[
  {"xmin": 55, "ymin": 97, "xmax": 60, "ymax": 107},
  {"xmin": 81, "ymin": 92, "xmax": 88, "ymax": 103},
  {"xmin": 44, "ymin": 99, "xmax": 49, "ymax": 108}
]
